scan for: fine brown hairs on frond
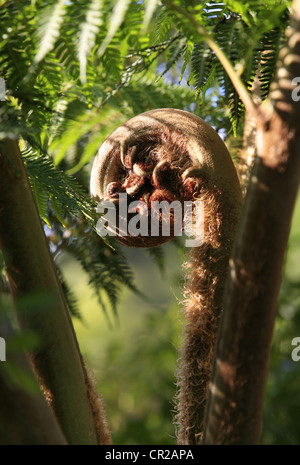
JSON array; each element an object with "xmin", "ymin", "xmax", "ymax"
[{"xmin": 175, "ymin": 180, "xmax": 241, "ymax": 444}]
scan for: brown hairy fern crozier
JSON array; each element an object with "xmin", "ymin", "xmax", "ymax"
[{"xmin": 90, "ymin": 108, "xmax": 242, "ymax": 445}]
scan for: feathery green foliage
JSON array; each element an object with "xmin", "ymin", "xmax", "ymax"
[{"xmin": 0, "ymin": 0, "xmax": 292, "ymax": 318}]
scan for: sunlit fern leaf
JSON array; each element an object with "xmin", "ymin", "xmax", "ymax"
[
  {"xmin": 118, "ymin": 78, "xmax": 197, "ymax": 116},
  {"xmin": 48, "ymin": 98, "xmax": 69, "ymax": 144},
  {"xmin": 54, "ymin": 36, "xmax": 80, "ymax": 80},
  {"xmin": 214, "ymin": 16, "xmax": 246, "ymax": 130},
  {"xmin": 30, "ymin": 178, "xmax": 50, "ymax": 228},
  {"xmin": 98, "ymin": 0, "xmax": 131, "ymax": 57},
  {"xmin": 154, "ymin": 5, "xmax": 173, "ymax": 44},
  {"xmin": 32, "ymin": 0, "xmax": 67, "ymax": 67},
  {"xmin": 142, "ymin": 0, "xmax": 161, "ymax": 32},
  {"xmin": 199, "ymin": 63, "xmax": 218, "ymax": 104},
  {"xmin": 100, "ymin": 44, "xmax": 188, "ymax": 109},
  {"xmin": 78, "ymin": 0, "xmax": 103, "ymax": 84},
  {"xmin": 100, "ymin": 34, "xmax": 124, "ymax": 81},
  {"xmin": 50, "ymin": 112, "xmax": 103, "ymax": 166},
  {"xmin": 221, "ymin": 0, "xmax": 254, "ymax": 27},
  {"xmin": 179, "ymin": 40, "xmax": 194, "ymax": 84}
]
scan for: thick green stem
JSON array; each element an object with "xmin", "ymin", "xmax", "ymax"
[{"xmin": 0, "ymin": 138, "xmax": 111, "ymax": 445}]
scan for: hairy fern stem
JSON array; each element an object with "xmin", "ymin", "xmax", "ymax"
[{"xmin": 176, "ymin": 181, "xmax": 241, "ymax": 444}]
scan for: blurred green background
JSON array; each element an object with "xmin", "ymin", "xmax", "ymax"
[{"xmin": 57, "ymin": 192, "xmax": 300, "ymax": 446}]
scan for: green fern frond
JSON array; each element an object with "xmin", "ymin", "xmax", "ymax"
[
  {"xmin": 22, "ymin": 146, "xmax": 97, "ymax": 226},
  {"xmin": 61, "ymin": 227, "xmax": 141, "ymax": 321},
  {"xmin": 199, "ymin": 63, "xmax": 218, "ymax": 104},
  {"xmin": 48, "ymin": 98, "xmax": 69, "ymax": 144},
  {"xmin": 154, "ymin": 5, "xmax": 173, "ymax": 44},
  {"xmin": 50, "ymin": 112, "xmax": 102, "ymax": 166},
  {"xmin": 56, "ymin": 265, "xmax": 82, "ymax": 319},
  {"xmin": 143, "ymin": 0, "xmax": 161, "ymax": 32},
  {"xmin": 118, "ymin": 77, "xmax": 197, "ymax": 115},
  {"xmin": 179, "ymin": 40, "xmax": 194, "ymax": 84},
  {"xmin": 100, "ymin": 34, "xmax": 124, "ymax": 82},
  {"xmin": 78, "ymin": 0, "xmax": 103, "ymax": 84},
  {"xmin": 54, "ymin": 37, "xmax": 80, "ymax": 79},
  {"xmin": 221, "ymin": 1, "xmax": 254, "ymax": 26},
  {"xmin": 98, "ymin": 0, "xmax": 131, "ymax": 57},
  {"xmin": 156, "ymin": 36, "xmax": 186, "ymax": 83},
  {"xmin": 99, "ymin": 34, "xmax": 184, "ymax": 108},
  {"xmin": 228, "ymin": 90, "xmax": 244, "ymax": 136},
  {"xmin": 30, "ymin": 178, "xmax": 50, "ymax": 227},
  {"xmin": 258, "ymin": 25, "xmax": 288, "ymax": 100},
  {"xmin": 190, "ymin": 41, "xmax": 214, "ymax": 98},
  {"xmin": 33, "ymin": 0, "xmax": 67, "ymax": 66}
]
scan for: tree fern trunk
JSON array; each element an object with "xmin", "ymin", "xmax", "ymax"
[
  {"xmin": 0, "ymin": 138, "xmax": 111, "ymax": 445},
  {"xmin": 0, "ymin": 298, "xmax": 67, "ymax": 445},
  {"xmin": 204, "ymin": 0, "xmax": 300, "ymax": 444}
]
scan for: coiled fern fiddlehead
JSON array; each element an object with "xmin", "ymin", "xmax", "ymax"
[{"xmin": 90, "ymin": 108, "xmax": 242, "ymax": 444}]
